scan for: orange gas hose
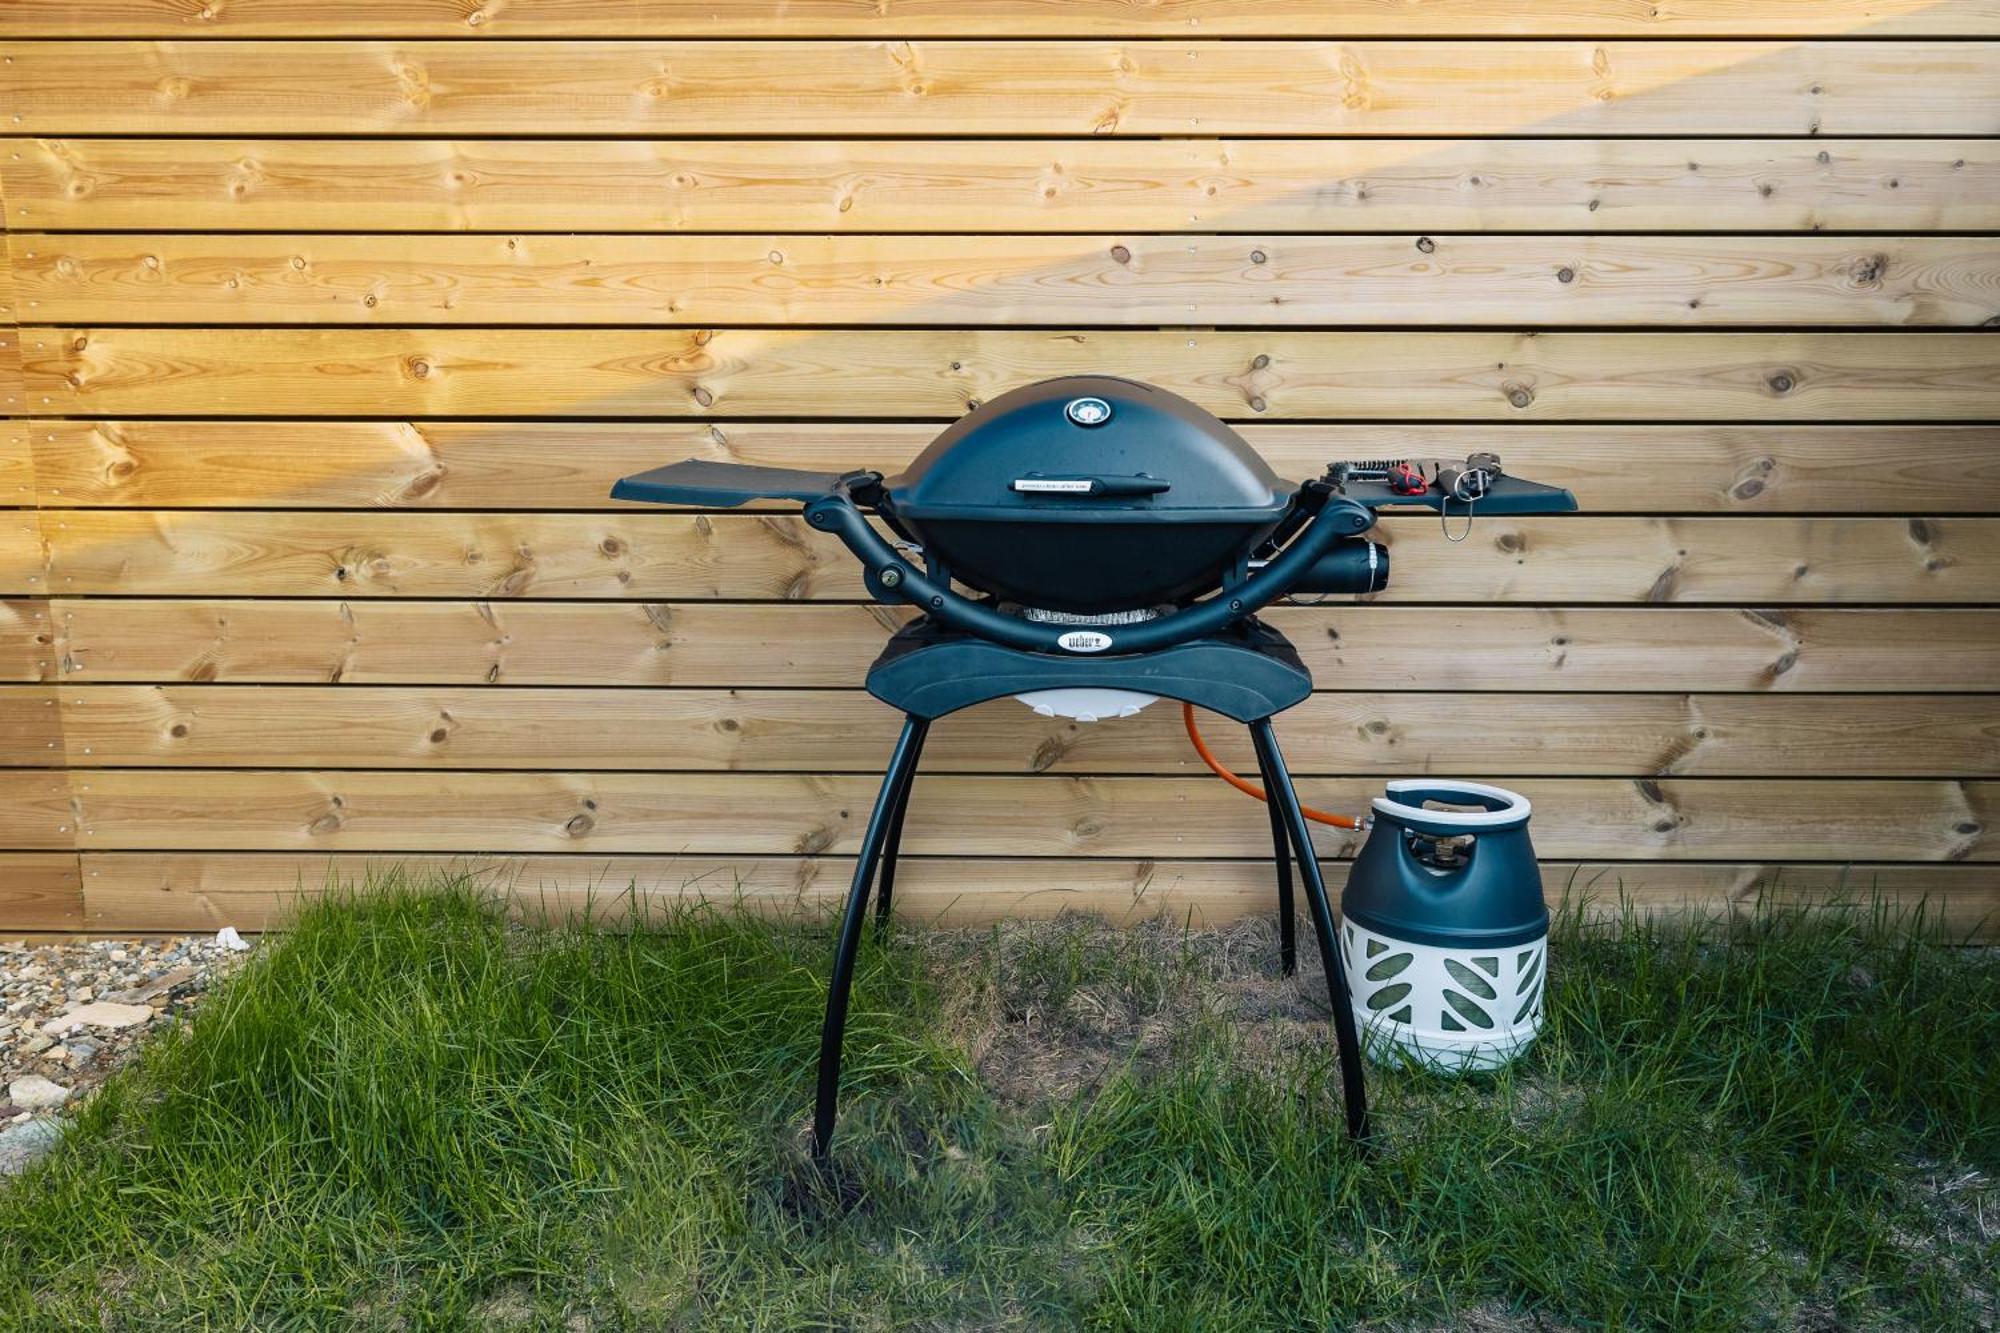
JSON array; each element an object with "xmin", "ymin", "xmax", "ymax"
[{"xmin": 1181, "ymin": 702, "xmax": 1363, "ymax": 829}]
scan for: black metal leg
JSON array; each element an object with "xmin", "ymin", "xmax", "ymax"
[
  {"xmin": 1250, "ymin": 719, "xmax": 1372, "ymax": 1145},
  {"xmin": 1261, "ymin": 751, "xmax": 1299, "ymax": 976},
  {"xmin": 872, "ymin": 720, "xmax": 929, "ymax": 929},
  {"xmin": 813, "ymin": 715, "xmax": 928, "ymax": 1162}
]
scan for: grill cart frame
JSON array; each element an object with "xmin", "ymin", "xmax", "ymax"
[{"xmin": 814, "ymin": 616, "xmax": 1372, "ymax": 1159}]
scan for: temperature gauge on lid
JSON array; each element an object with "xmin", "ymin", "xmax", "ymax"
[{"xmin": 1064, "ymin": 396, "xmax": 1113, "ymax": 427}]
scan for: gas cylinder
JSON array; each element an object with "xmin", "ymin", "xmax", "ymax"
[{"xmin": 1339, "ymin": 780, "xmax": 1548, "ymax": 1072}]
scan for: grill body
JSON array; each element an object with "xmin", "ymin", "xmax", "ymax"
[{"xmin": 882, "ymin": 376, "xmax": 1292, "ymax": 611}]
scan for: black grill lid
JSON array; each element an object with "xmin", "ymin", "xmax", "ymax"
[{"xmin": 884, "ymin": 376, "xmax": 1291, "ymax": 524}]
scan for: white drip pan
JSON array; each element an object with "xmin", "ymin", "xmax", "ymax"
[{"xmin": 1013, "ymin": 689, "xmax": 1159, "ymax": 723}]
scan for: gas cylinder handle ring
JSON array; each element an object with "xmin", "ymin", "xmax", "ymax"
[{"xmin": 1369, "ymin": 779, "xmax": 1531, "ymax": 831}]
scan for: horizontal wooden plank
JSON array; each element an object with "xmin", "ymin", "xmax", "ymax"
[
  {"xmin": 22, "ymin": 329, "xmax": 2000, "ymax": 419},
  {"xmin": 11, "ymin": 139, "xmax": 1997, "ymax": 235},
  {"xmin": 77, "ymin": 855, "xmax": 2000, "ymax": 943},
  {"xmin": 0, "ymin": 686, "xmax": 64, "ymax": 760},
  {"xmin": 43, "ymin": 602, "xmax": 1997, "ymax": 693},
  {"xmin": 12, "ymin": 0, "xmax": 2000, "ymax": 38},
  {"xmin": 9, "ymin": 42, "xmax": 1998, "ymax": 136},
  {"xmin": 24, "ymin": 512, "xmax": 1995, "ymax": 603},
  {"xmin": 18, "ymin": 233, "xmax": 2000, "ymax": 328},
  {"xmin": 26, "ymin": 422, "xmax": 2000, "ymax": 514},
  {"xmin": 0, "ymin": 600, "xmax": 56, "ymax": 683},
  {"xmin": 0, "ymin": 770, "xmax": 73, "ymax": 851},
  {"xmin": 0, "ymin": 424, "xmax": 32, "ymax": 502},
  {"xmin": 0, "ymin": 854, "xmax": 83, "ymax": 932},
  {"xmin": 0, "ymin": 515, "xmax": 46, "ymax": 600},
  {"xmin": 53, "ymin": 772, "xmax": 1998, "ymax": 860},
  {"xmin": 0, "ymin": 329, "xmax": 21, "ymax": 423},
  {"xmin": 24, "ymin": 685, "xmax": 2000, "ymax": 777}
]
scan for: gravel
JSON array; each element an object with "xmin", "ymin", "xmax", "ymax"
[{"xmin": 0, "ymin": 934, "xmax": 249, "ymax": 1175}]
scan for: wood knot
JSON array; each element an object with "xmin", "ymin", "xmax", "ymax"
[
  {"xmin": 1250, "ymin": 353, "xmax": 1270, "ymax": 370},
  {"xmin": 563, "ymin": 812, "xmax": 596, "ymax": 838},
  {"xmin": 1414, "ymin": 236, "xmax": 1435, "ymax": 253},
  {"xmin": 168, "ymin": 722, "xmax": 189, "ymax": 739},
  {"xmin": 1766, "ymin": 371, "xmax": 1795, "ymax": 394},
  {"xmin": 406, "ymin": 358, "xmax": 431, "ymax": 379},
  {"xmin": 1503, "ymin": 383, "xmax": 1535, "ymax": 410},
  {"xmin": 599, "ymin": 536, "xmax": 625, "ymax": 557},
  {"xmin": 1494, "ymin": 532, "xmax": 1523, "ymax": 553},
  {"xmin": 1249, "ymin": 249, "xmax": 1267, "ymax": 265},
  {"xmin": 1109, "ymin": 244, "xmax": 1131, "ymax": 264},
  {"xmin": 1555, "ymin": 266, "xmax": 1575, "ymax": 284}
]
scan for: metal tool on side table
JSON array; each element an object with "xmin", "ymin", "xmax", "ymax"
[{"xmin": 613, "ymin": 375, "xmax": 1577, "ymax": 1160}]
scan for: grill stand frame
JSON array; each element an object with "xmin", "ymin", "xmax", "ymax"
[{"xmin": 809, "ymin": 616, "xmax": 1370, "ymax": 1161}]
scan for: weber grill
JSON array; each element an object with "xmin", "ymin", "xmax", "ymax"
[{"xmin": 616, "ymin": 374, "xmax": 1576, "ymax": 1159}]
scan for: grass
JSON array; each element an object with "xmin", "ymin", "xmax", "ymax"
[{"xmin": 0, "ymin": 877, "xmax": 1994, "ymax": 1331}]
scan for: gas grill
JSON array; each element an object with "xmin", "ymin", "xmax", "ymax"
[{"xmin": 615, "ymin": 374, "xmax": 1576, "ymax": 1159}]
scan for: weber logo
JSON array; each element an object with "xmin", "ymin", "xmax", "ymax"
[
  {"xmin": 1013, "ymin": 478, "xmax": 1094, "ymax": 493},
  {"xmin": 1058, "ymin": 630, "xmax": 1114, "ymax": 653}
]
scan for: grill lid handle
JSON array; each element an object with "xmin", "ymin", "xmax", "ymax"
[{"xmin": 1010, "ymin": 474, "xmax": 1171, "ymax": 497}]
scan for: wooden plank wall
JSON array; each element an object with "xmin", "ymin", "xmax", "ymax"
[{"xmin": 1, "ymin": 2, "xmax": 1997, "ymax": 938}]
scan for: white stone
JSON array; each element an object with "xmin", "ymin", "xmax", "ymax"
[
  {"xmin": 7, "ymin": 1075, "xmax": 69, "ymax": 1111},
  {"xmin": 0, "ymin": 1117, "xmax": 63, "ymax": 1175},
  {"xmin": 39, "ymin": 1001, "xmax": 152, "ymax": 1035},
  {"xmin": 216, "ymin": 927, "xmax": 250, "ymax": 953}
]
